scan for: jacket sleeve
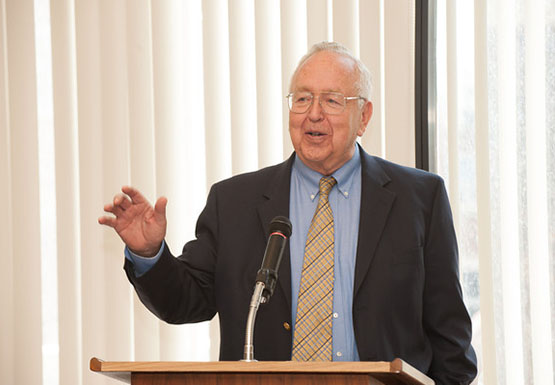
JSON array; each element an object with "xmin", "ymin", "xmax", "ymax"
[
  {"xmin": 123, "ymin": 184, "xmax": 220, "ymax": 324},
  {"xmin": 422, "ymin": 178, "xmax": 478, "ymax": 384}
]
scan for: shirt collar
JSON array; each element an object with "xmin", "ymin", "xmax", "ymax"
[{"xmin": 293, "ymin": 145, "xmax": 361, "ymax": 201}]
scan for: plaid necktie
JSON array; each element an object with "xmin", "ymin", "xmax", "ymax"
[{"xmin": 292, "ymin": 176, "xmax": 337, "ymax": 361}]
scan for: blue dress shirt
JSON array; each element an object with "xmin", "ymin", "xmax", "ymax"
[
  {"xmin": 289, "ymin": 146, "xmax": 361, "ymax": 361},
  {"xmin": 125, "ymin": 241, "xmax": 164, "ymax": 277},
  {"xmin": 126, "ymin": 146, "xmax": 362, "ymax": 361}
]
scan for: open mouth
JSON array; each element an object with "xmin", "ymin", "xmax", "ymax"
[{"xmin": 307, "ymin": 131, "xmax": 326, "ymax": 137}]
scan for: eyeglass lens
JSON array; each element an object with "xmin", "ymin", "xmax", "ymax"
[{"xmin": 288, "ymin": 92, "xmax": 346, "ymax": 114}]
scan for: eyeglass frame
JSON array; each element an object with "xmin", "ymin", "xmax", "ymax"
[{"xmin": 285, "ymin": 91, "xmax": 366, "ymax": 115}]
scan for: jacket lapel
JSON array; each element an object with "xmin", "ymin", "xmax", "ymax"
[
  {"xmin": 256, "ymin": 155, "xmax": 295, "ymax": 309},
  {"xmin": 354, "ymin": 150, "xmax": 396, "ymax": 296}
]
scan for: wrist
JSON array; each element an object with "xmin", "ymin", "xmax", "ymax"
[{"xmin": 129, "ymin": 242, "xmax": 162, "ymax": 258}]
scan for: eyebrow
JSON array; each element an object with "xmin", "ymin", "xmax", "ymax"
[{"xmin": 295, "ymin": 87, "xmax": 343, "ymax": 93}]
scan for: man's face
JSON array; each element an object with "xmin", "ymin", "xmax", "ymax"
[{"xmin": 289, "ymin": 51, "xmax": 372, "ymax": 176}]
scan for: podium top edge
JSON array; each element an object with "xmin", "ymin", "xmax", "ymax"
[
  {"xmin": 90, "ymin": 357, "xmax": 434, "ymax": 385},
  {"xmin": 90, "ymin": 357, "xmax": 397, "ymax": 373}
]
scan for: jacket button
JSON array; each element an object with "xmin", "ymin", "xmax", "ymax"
[{"xmin": 283, "ymin": 322, "xmax": 291, "ymax": 331}]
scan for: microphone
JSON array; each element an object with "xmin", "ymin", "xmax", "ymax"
[
  {"xmin": 255, "ymin": 216, "xmax": 292, "ymax": 302},
  {"xmin": 242, "ymin": 216, "xmax": 292, "ymax": 361}
]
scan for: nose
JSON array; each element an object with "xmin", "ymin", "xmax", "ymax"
[{"xmin": 307, "ymin": 95, "xmax": 324, "ymax": 121}]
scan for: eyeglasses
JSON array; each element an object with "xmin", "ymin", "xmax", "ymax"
[{"xmin": 286, "ymin": 91, "xmax": 365, "ymax": 115}]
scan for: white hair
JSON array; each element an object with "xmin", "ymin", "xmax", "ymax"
[{"xmin": 289, "ymin": 41, "xmax": 373, "ymax": 101}]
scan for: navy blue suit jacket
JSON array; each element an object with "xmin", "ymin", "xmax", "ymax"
[{"xmin": 125, "ymin": 147, "xmax": 477, "ymax": 384}]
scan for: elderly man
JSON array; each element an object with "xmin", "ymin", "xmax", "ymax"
[{"xmin": 99, "ymin": 42, "xmax": 477, "ymax": 384}]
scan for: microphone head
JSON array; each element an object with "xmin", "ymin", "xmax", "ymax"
[{"xmin": 269, "ymin": 216, "xmax": 292, "ymax": 237}]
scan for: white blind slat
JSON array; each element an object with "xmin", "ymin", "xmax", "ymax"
[
  {"xmin": 0, "ymin": 0, "xmax": 15, "ymax": 383},
  {"xmin": 332, "ymin": 0, "xmax": 359, "ymax": 56},
  {"xmin": 445, "ymin": 0, "xmax": 459, "ymax": 228},
  {"xmin": 383, "ymin": 0, "xmax": 415, "ymax": 167},
  {"xmin": 496, "ymin": 2, "xmax": 525, "ymax": 382},
  {"xmin": 280, "ymin": 0, "xmax": 307, "ymax": 159},
  {"xmin": 96, "ymin": 0, "xmax": 134, "ymax": 364},
  {"xmin": 125, "ymin": 0, "xmax": 160, "ymax": 362},
  {"xmin": 255, "ymin": 0, "xmax": 284, "ymax": 167},
  {"xmin": 524, "ymin": 0, "xmax": 554, "ymax": 382},
  {"xmin": 229, "ymin": 0, "xmax": 258, "ymax": 174},
  {"xmin": 181, "ymin": 0, "xmax": 207, "ymax": 214},
  {"xmin": 6, "ymin": 0, "xmax": 44, "ymax": 383},
  {"xmin": 360, "ymin": 0, "xmax": 384, "ymax": 158},
  {"xmin": 306, "ymin": 0, "xmax": 330, "ymax": 46},
  {"xmin": 473, "ymin": 0, "xmax": 498, "ymax": 383},
  {"xmin": 74, "ymin": 2, "xmax": 111, "ymax": 383},
  {"xmin": 50, "ymin": 0, "xmax": 84, "ymax": 382},
  {"xmin": 202, "ymin": 0, "xmax": 232, "ymax": 186}
]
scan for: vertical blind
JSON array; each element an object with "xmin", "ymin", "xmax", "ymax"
[
  {"xmin": 0, "ymin": 1, "xmax": 416, "ymax": 384},
  {"xmin": 434, "ymin": 0, "xmax": 555, "ymax": 384}
]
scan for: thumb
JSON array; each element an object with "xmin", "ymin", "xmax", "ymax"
[{"xmin": 153, "ymin": 196, "xmax": 168, "ymax": 222}]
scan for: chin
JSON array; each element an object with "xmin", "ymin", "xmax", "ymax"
[
  {"xmin": 301, "ymin": 143, "xmax": 332, "ymax": 157},
  {"xmin": 300, "ymin": 151, "xmax": 329, "ymax": 164}
]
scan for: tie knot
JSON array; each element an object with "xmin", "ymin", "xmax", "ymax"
[{"xmin": 319, "ymin": 176, "xmax": 336, "ymax": 197}]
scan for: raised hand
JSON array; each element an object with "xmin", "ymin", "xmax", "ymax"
[{"xmin": 98, "ymin": 186, "xmax": 167, "ymax": 257}]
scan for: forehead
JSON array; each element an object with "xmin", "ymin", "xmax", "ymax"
[{"xmin": 292, "ymin": 51, "xmax": 358, "ymax": 94}]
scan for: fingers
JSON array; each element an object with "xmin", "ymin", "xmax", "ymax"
[
  {"xmin": 102, "ymin": 192, "xmax": 133, "ymax": 219},
  {"xmin": 153, "ymin": 196, "xmax": 168, "ymax": 223},
  {"xmin": 113, "ymin": 193, "xmax": 132, "ymax": 211},
  {"xmin": 121, "ymin": 185, "xmax": 147, "ymax": 205},
  {"xmin": 103, "ymin": 203, "xmax": 118, "ymax": 214},
  {"xmin": 98, "ymin": 215, "xmax": 117, "ymax": 228},
  {"xmin": 99, "ymin": 186, "xmax": 155, "ymax": 234},
  {"xmin": 154, "ymin": 196, "xmax": 167, "ymax": 215},
  {"xmin": 104, "ymin": 201, "xmax": 124, "ymax": 218},
  {"xmin": 100, "ymin": 186, "xmax": 163, "ymax": 227}
]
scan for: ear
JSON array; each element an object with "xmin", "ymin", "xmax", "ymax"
[{"xmin": 357, "ymin": 101, "xmax": 373, "ymax": 136}]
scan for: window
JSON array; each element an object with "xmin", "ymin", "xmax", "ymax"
[{"xmin": 432, "ymin": 0, "xmax": 555, "ymax": 383}]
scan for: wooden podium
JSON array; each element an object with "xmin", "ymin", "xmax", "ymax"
[{"xmin": 90, "ymin": 357, "xmax": 434, "ymax": 385}]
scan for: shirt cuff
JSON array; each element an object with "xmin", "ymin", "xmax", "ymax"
[{"xmin": 124, "ymin": 241, "xmax": 165, "ymax": 277}]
